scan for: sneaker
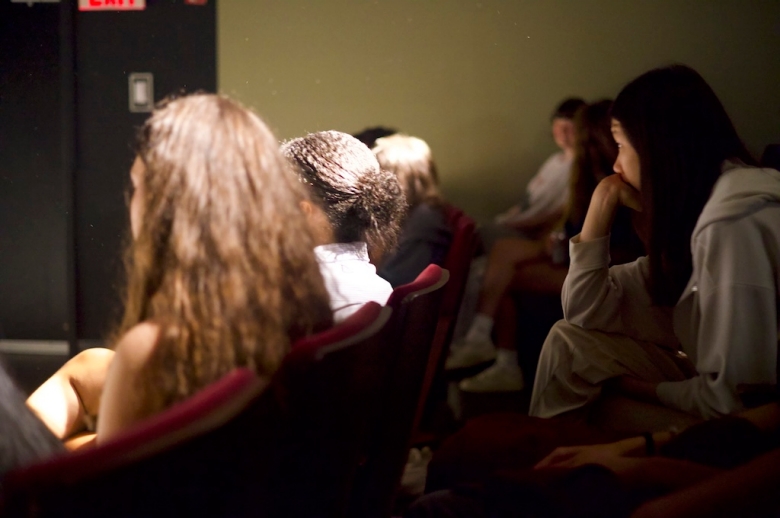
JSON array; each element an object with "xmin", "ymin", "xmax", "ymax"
[
  {"xmin": 445, "ymin": 339, "xmax": 497, "ymax": 370},
  {"xmin": 458, "ymin": 362, "xmax": 525, "ymax": 393}
]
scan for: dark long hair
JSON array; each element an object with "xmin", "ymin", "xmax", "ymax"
[
  {"xmin": 568, "ymin": 100, "xmax": 617, "ymax": 227},
  {"xmin": 611, "ymin": 65, "xmax": 756, "ymax": 305}
]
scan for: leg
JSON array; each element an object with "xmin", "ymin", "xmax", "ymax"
[
  {"xmin": 445, "ymin": 239, "xmax": 544, "ymax": 371},
  {"xmin": 530, "ymin": 321, "xmax": 688, "ymax": 419},
  {"xmin": 26, "ymin": 348, "xmax": 115, "ymax": 440},
  {"xmin": 459, "ymin": 295, "xmax": 526, "ymax": 392},
  {"xmin": 458, "ymin": 261, "xmax": 566, "ymax": 392},
  {"xmin": 476, "ymin": 237, "xmax": 545, "ymax": 317}
]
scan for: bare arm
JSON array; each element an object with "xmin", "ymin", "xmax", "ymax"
[
  {"xmin": 26, "ymin": 348, "xmax": 115, "ymax": 440},
  {"xmin": 580, "ymin": 174, "xmax": 642, "ymax": 243},
  {"xmin": 96, "ymin": 322, "xmax": 160, "ymax": 444}
]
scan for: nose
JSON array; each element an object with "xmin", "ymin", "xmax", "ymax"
[{"xmin": 613, "ymin": 156, "xmax": 622, "ymax": 174}]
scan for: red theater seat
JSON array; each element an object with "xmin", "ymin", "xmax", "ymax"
[
  {"xmin": 349, "ymin": 264, "xmax": 449, "ymax": 517},
  {"xmin": 1, "ymin": 302, "xmax": 393, "ymax": 518}
]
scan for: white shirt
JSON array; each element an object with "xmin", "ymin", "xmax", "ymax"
[
  {"xmin": 496, "ymin": 151, "xmax": 572, "ymax": 226},
  {"xmin": 315, "ymin": 242, "xmax": 393, "ymax": 322}
]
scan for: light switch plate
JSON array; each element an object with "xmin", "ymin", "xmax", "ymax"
[{"xmin": 128, "ymin": 72, "xmax": 154, "ymax": 113}]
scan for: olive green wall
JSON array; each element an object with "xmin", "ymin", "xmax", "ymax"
[{"xmin": 219, "ymin": 0, "xmax": 780, "ymax": 222}]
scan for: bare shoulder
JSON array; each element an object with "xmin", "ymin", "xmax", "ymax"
[{"xmin": 113, "ymin": 322, "xmax": 161, "ymax": 367}]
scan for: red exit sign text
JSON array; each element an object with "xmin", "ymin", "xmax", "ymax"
[{"xmin": 79, "ymin": 0, "xmax": 146, "ymax": 10}]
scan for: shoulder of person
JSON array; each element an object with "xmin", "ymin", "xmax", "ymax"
[{"xmin": 113, "ymin": 322, "xmax": 161, "ymax": 368}]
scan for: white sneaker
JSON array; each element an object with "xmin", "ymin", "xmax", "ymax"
[
  {"xmin": 445, "ymin": 339, "xmax": 496, "ymax": 370},
  {"xmin": 458, "ymin": 362, "xmax": 525, "ymax": 393}
]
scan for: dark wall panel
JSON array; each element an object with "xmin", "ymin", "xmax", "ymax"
[
  {"xmin": 75, "ymin": 0, "xmax": 217, "ymax": 340},
  {"xmin": 0, "ymin": 3, "xmax": 69, "ymax": 340}
]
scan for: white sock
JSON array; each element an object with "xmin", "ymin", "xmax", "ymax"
[
  {"xmin": 495, "ymin": 349, "xmax": 518, "ymax": 368},
  {"xmin": 464, "ymin": 314, "xmax": 494, "ymax": 343}
]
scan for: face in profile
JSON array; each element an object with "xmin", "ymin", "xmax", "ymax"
[
  {"xmin": 552, "ymin": 117, "xmax": 576, "ymax": 152},
  {"xmin": 610, "ymin": 119, "xmax": 641, "ymax": 190},
  {"xmin": 129, "ymin": 156, "xmax": 145, "ymax": 239}
]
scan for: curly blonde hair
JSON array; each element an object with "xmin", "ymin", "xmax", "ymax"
[{"xmin": 118, "ymin": 94, "xmax": 332, "ymax": 407}]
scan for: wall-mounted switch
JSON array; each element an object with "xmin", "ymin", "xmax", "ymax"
[{"xmin": 128, "ymin": 72, "xmax": 154, "ymax": 113}]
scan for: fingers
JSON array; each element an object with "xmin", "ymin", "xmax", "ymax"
[{"xmin": 534, "ymin": 446, "xmax": 579, "ymax": 469}]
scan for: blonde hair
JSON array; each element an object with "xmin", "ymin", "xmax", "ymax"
[
  {"xmin": 120, "ymin": 94, "xmax": 332, "ymax": 407},
  {"xmin": 372, "ymin": 134, "xmax": 443, "ymax": 210}
]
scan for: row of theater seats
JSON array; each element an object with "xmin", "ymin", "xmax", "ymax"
[{"xmin": 0, "ymin": 206, "xmax": 478, "ymax": 518}]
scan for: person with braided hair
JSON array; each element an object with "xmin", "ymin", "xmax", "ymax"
[{"xmin": 282, "ymin": 130, "xmax": 407, "ymax": 321}]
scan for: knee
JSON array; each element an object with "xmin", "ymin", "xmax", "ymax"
[
  {"xmin": 64, "ymin": 348, "xmax": 115, "ymax": 379},
  {"xmin": 70, "ymin": 348, "xmax": 114, "ymax": 366}
]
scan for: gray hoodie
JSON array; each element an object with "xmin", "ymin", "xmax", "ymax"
[
  {"xmin": 660, "ymin": 164, "xmax": 780, "ymax": 417},
  {"xmin": 561, "ymin": 163, "xmax": 780, "ymax": 419}
]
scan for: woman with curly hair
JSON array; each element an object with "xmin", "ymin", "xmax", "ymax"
[
  {"xmin": 282, "ymin": 130, "xmax": 406, "ymax": 321},
  {"xmin": 27, "ymin": 94, "xmax": 332, "ymax": 445}
]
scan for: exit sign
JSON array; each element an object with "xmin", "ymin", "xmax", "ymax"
[{"xmin": 79, "ymin": 0, "xmax": 145, "ymax": 10}]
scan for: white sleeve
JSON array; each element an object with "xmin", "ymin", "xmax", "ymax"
[
  {"xmin": 562, "ymin": 235, "xmax": 678, "ymax": 347},
  {"xmin": 656, "ymin": 221, "xmax": 778, "ymax": 419},
  {"xmin": 500, "ymin": 187, "xmax": 567, "ymax": 226}
]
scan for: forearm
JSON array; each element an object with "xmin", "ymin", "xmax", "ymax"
[
  {"xmin": 580, "ymin": 187, "xmax": 619, "ymax": 242},
  {"xmin": 504, "ymin": 206, "xmax": 564, "ymax": 232},
  {"xmin": 26, "ymin": 348, "xmax": 114, "ymax": 439}
]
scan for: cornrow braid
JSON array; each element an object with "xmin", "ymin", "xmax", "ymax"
[{"xmin": 282, "ymin": 130, "xmax": 406, "ymax": 258}]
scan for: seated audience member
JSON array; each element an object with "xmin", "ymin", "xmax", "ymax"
[
  {"xmin": 282, "ymin": 131, "xmax": 406, "ymax": 321},
  {"xmin": 26, "ymin": 94, "xmax": 333, "ymax": 447},
  {"xmin": 409, "ymin": 400, "xmax": 780, "ymax": 518},
  {"xmin": 481, "ymin": 97, "xmax": 585, "ymax": 249},
  {"xmin": 447, "ymin": 101, "xmax": 643, "ymax": 393},
  {"xmin": 372, "ymin": 134, "xmax": 453, "ymax": 287},
  {"xmin": 353, "ymin": 125, "xmax": 398, "ymax": 149},
  {"xmin": 0, "ymin": 361, "xmax": 64, "ymax": 477},
  {"xmin": 530, "ymin": 65, "xmax": 780, "ymax": 421}
]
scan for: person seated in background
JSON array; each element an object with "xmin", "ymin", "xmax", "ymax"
[
  {"xmin": 282, "ymin": 130, "xmax": 407, "ymax": 321},
  {"xmin": 372, "ymin": 134, "xmax": 453, "ymax": 287},
  {"xmin": 353, "ymin": 125, "xmax": 398, "ymax": 149},
  {"xmin": 530, "ymin": 64, "xmax": 780, "ymax": 422},
  {"xmin": 481, "ymin": 97, "xmax": 585, "ymax": 249},
  {"xmin": 408, "ymin": 400, "xmax": 780, "ymax": 518},
  {"xmin": 26, "ymin": 94, "xmax": 333, "ymax": 448},
  {"xmin": 447, "ymin": 101, "xmax": 644, "ymax": 393}
]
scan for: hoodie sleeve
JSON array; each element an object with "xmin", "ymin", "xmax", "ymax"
[
  {"xmin": 656, "ymin": 218, "xmax": 779, "ymax": 419},
  {"xmin": 562, "ymin": 234, "xmax": 678, "ymax": 347}
]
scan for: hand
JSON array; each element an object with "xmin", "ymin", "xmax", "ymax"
[
  {"xmin": 495, "ymin": 205, "xmax": 522, "ymax": 224},
  {"xmin": 580, "ymin": 175, "xmax": 641, "ymax": 242},
  {"xmin": 597, "ymin": 174, "xmax": 642, "ymax": 212},
  {"xmin": 534, "ymin": 438, "xmax": 642, "ymax": 470}
]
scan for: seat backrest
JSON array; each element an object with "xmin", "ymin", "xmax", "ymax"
[
  {"xmin": 348, "ymin": 265, "xmax": 449, "ymax": 518},
  {"xmin": 266, "ymin": 301, "xmax": 394, "ymax": 517},
  {"xmin": 404, "ymin": 209, "xmax": 477, "ymax": 445},
  {"xmin": 440, "ymin": 210, "xmax": 477, "ymax": 324},
  {"xmin": 1, "ymin": 303, "xmax": 394, "ymax": 518},
  {"xmin": 1, "ymin": 368, "xmax": 272, "ymax": 517}
]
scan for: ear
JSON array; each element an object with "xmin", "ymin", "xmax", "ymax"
[{"xmin": 300, "ymin": 200, "xmax": 315, "ymax": 216}]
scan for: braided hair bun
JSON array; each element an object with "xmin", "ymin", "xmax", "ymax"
[{"xmin": 281, "ymin": 131, "xmax": 406, "ymax": 258}]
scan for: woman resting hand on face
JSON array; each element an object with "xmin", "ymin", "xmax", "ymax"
[{"xmin": 530, "ymin": 65, "xmax": 780, "ymax": 422}]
